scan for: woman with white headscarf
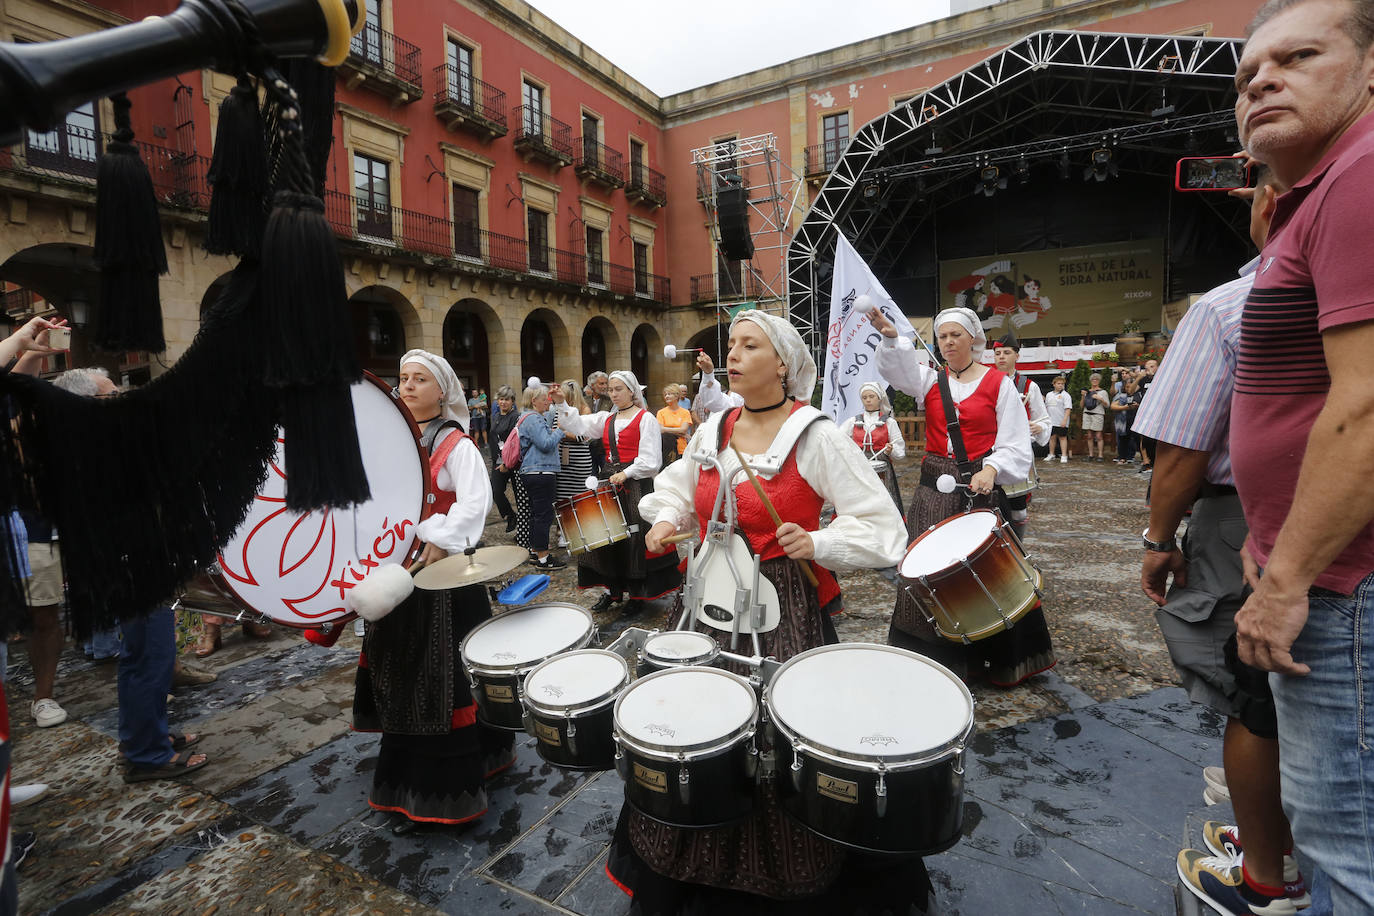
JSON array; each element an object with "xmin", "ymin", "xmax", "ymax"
[
  {"xmin": 871, "ymin": 306, "xmax": 1056, "ymax": 687},
  {"xmin": 352, "ymin": 350, "xmax": 515, "ymax": 834},
  {"xmin": 552, "ymin": 369, "xmax": 679, "ymax": 612},
  {"xmin": 837, "ymin": 381, "xmax": 906, "ymax": 515},
  {"xmin": 611, "ymin": 311, "xmax": 921, "ymax": 915}
]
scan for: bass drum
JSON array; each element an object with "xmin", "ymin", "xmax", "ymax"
[
  {"xmin": 766, "ymin": 643, "xmax": 973, "ymax": 855},
  {"xmin": 177, "ymin": 373, "xmax": 429, "ymax": 628}
]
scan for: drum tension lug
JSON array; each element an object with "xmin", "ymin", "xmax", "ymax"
[
  {"xmin": 789, "ymin": 742, "xmax": 804, "ymax": 793},
  {"xmin": 875, "ymin": 768, "xmax": 888, "ymax": 819},
  {"xmin": 677, "ymin": 753, "xmax": 690, "ymax": 805}
]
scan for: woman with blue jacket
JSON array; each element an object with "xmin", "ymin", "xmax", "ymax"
[{"xmin": 518, "ymin": 384, "xmax": 569, "ymax": 570}]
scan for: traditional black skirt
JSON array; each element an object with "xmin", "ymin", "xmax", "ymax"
[{"xmin": 578, "ymin": 474, "xmax": 682, "ymax": 600}]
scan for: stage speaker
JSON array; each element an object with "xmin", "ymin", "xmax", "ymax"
[{"xmin": 716, "ymin": 177, "xmax": 754, "ymax": 261}]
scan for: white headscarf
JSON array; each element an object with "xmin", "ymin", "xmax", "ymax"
[
  {"xmin": 859, "ymin": 381, "xmax": 892, "ymax": 416},
  {"xmin": 608, "ymin": 370, "xmax": 647, "ymax": 408},
  {"xmin": 399, "ymin": 349, "xmax": 470, "ymax": 428},
  {"xmin": 729, "ymin": 309, "xmax": 817, "ymax": 401},
  {"xmin": 933, "ymin": 307, "xmax": 988, "ymax": 359}
]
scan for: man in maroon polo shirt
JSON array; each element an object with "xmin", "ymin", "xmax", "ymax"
[{"xmin": 1229, "ymin": 0, "xmax": 1374, "ymax": 909}]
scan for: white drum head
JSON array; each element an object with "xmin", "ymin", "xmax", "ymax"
[
  {"xmin": 525, "ymin": 650, "xmax": 627, "ymax": 710},
  {"xmin": 900, "ymin": 510, "xmax": 999, "ymax": 578},
  {"xmin": 616, "ymin": 668, "xmax": 755, "ymax": 749},
  {"xmin": 768, "ymin": 644, "xmax": 970, "ymax": 761},
  {"xmin": 215, "ymin": 376, "xmax": 425, "ymax": 627},
  {"xmin": 645, "ymin": 630, "xmax": 717, "ymax": 663},
  {"xmin": 462, "ymin": 603, "xmax": 592, "ymax": 670}
]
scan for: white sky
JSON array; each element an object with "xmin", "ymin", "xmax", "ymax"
[{"xmin": 524, "ymin": 0, "xmax": 953, "ymax": 96}]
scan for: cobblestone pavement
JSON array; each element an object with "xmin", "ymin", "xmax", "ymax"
[{"xmin": 8, "ymin": 452, "xmax": 1212, "ymax": 915}]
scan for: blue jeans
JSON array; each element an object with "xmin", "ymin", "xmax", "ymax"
[
  {"xmin": 84, "ymin": 626, "xmax": 121, "ymax": 659},
  {"xmin": 118, "ymin": 607, "xmax": 175, "ymax": 767},
  {"xmin": 1272, "ymin": 570, "xmax": 1374, "ymax": 912}
]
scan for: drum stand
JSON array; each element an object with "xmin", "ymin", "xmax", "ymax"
[
  {"xmin": 598, "ymin": 625, "xmax": 782, "ymax": 694},
  {"xmin": 674, "ymin": 458, "xmax": 775, "ymax": 657}
]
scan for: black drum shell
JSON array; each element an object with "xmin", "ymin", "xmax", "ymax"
[
  {"xmin": 774, "ymin": 743, "xmax": 965, "ymax": 855},
  {"xmin": 471, "ymin": 672, "xmax": 526, "ymax": 731},
  {"xmin": 615, "ymin": 739, "xmax": 756, "ymax": 828},
  {"xmin": 527, "ymin": 701, "xmax": 618, "ymax": 771}
]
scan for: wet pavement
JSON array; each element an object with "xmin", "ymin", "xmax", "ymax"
[{"xmin": 8, "ymin": 454, "xmax": 1231, "ymax": 914}]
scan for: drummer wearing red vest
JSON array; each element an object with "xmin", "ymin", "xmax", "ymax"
[
  {"xmin": 553, "ymin": 370, "xmax": 681, "ymax": 613},
  {"xmin": 872, "ymin": 306, "xmax": 1057, "ymax": 687},
  {"xmin": 615, "ymin": 310, "xmax": 921, "ymax": 913},
  {"xmin": 837, "ymin": 381, "xmax": 905, "ymax": 515},
  {"xmin": 352, "ymin": 349, "xmax": 516, "ymax": 834}
]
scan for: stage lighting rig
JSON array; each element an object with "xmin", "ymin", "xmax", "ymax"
[
  {"xmin": 977, "ymin": 163, "xmax": 1007, "ymax": 197},
  {"xmin": 1084, "ymin": 147, "xmax": 1119, "ymax": 182},
  {"xmin": 1014, "ymin": 155, "xmax": 1031, "ymax": 185}
]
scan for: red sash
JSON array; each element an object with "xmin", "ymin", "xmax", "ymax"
[{"xmin": 428, "ymin": 428, "xmax": 469, "ymax": 516}]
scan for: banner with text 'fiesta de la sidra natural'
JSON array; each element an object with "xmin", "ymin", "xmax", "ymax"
[{"xmin": 938, "ymin": 239, "xmax": 1164, "ymax": 338}]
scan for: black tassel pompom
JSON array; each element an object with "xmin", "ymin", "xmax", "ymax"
[
  {"xmin": 205, "ymin": 77, "xmax": 268, "ymax": 257},
  {"xmin": 92, "ymin": 92, "xmax": 167, "ymax": 353},
  {"xmin": 278, "ymin": 383, "xmax": 370, "ymax": 513}
]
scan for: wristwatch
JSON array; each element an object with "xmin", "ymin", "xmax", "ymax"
[{"xmin": 1142, "ymin": 529, "xmax": 1178, "ymax": 552}]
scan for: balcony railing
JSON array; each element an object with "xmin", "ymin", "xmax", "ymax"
[
  {"xmin": 432, "ymin": 65, "xmax": 507, "ymax": 139},
  {"xmin": 626, "ymin": 161, "xmax": 666, "ymax": 207},
  {"xmin": 574, "ymin": 138, "xmax": 625, "ymax": 188},
  {"xmin": 804, "ymin": 141, "xmax": 847, "ymax": 177},
  {"xmin": 512, "ymin": 107, "xmax": 574, "ymax": 166},
  {"xmin": 2, "ymin": 129, "xmax": 212, "ymax": 210},
  {"xmin": 690, "ymin": 268, "xmax": 764, "ymax": 303},
  {"xmin": 347, "ymin": 22, "xmax": 423, "ymax": 97}
]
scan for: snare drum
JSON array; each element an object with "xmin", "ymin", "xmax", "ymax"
[
  {"xmin": 899, "ymin": 509, "xmax": 1042, "ymax": 643},
  {"xmin": 638, "ymin": 630, "xmax": 720, "ymax": 676},
  {"xmin": 555, "ymin": 485, "xmax": 630, "ymax": 555},
  {"xmin": 766, "ymin": 643, "xmax": 973, "ymax": 855},
  {"xmin": 613, "ymin": 667, "xmax": 759, "ymax": 827},
  {"xmin": 461, "ymin": 603, "xmax": 595, "ymax": 730},
  {"xmin": 192, "ymin": 373, "xmax": 429, "ymax": 628},
  {"xmin": 523, "ymin": 649, "xmax": 629, "ymax": 771}
]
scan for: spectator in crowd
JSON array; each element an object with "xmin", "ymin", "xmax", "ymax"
[
  {"xmin": 1079, "ymin": 373, "xmax": 1109, "ymax": 460},
  {"xmin": 656, "ymin": 384, "xmax": 692, "ymax": 463},
  {"xmin": 1043, "ymin": 375, "xmax": 1072, "ymax": 463},
  {"xmin": 518, "ymin": 384, "xmax": 569, "ymax": 570},
  {"xmin": 467, "ymin": 387, "xmax": 487, "ymax": 447},
  {"xmin": 553, "ymin": 381, "xmax": 595, "ymax": 549},
  {"xmin": 489, "ymin": 385, "xmax": 519, "ymax": 533},
  {"xmin": 1110, "ymin": 371, "xmax": 1138, "ymax": 464}
]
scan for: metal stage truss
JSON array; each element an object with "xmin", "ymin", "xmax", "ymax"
[
  {"xmin": 787, "ymin": 29, "xmax": 1245, "ymax": 357},
  {"xmin": 692, "ymin": 133, "xmax": 805, "ymax": 347}
]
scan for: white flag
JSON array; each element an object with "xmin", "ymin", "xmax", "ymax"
[{"xmin": 822, "ymin": 233, "xmax": 922, "ymax": 422}]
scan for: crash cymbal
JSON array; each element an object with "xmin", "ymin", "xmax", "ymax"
[{"xmin": 412, "ymin": 546, "xmax": 530, "ymax": 590}]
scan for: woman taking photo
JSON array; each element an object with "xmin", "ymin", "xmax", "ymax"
[
  {"xmin": 611, "ymin": 310, "xmax": 919, "ymax": 914},
  {"xmin": 552, "ymin": 372, "xmax": 677, "ymax": 613},
  {"xmin": 836, "ymin": 381, "xmax": 905, "ymax": 515},
  {"xmin": 518, "ymin": 384, "xmax": 569, "ymax": 570},
  {"xmin": 352, "ymin": 350, "xmax": 514, "ymax": 834},
  {"xmin": 871, "ymin": 306, "xmax": 1056, "ymax": 687}
]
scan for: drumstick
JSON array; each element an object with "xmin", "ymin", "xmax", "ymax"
[
  {"xmin": 662, "ymin": 531, "xmax": 697, "ymax": 545},
  {"xmin": 728, "ymin": 442, "xmax": 820, "ymax": 588}
]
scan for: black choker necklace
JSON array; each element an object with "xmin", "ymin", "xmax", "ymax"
[
  {"xmin": 745, "ymin": 394, "xmax": 791, "ymax": 413},
  {"xmin": 947, "ymin": 360, "xmax": 976, "ymax": 378},
  {"xmin": 415, "ymin": 414, "xmax": 440, "ymax": 424}
]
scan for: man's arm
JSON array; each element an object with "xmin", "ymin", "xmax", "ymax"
[
  {"xmin": 1237, "ymin": 319, "xmax": 1374, "ymax": 673},
  {"xmin": 1141, "ymin": 443, "xmax": 1210, "ymax": 605}
]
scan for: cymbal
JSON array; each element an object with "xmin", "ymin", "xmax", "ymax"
[{"xmin": 413, "ymin": 546, "xmax": 530, "ymax": 591}]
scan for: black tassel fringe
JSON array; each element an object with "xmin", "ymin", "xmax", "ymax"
[{"xmin": 205, "ymin": 78, "xmax": 268, "ymax": 257}]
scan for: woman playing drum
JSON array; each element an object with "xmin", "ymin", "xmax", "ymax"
[
  {"xmin": 552, "ymin": 371, "xmax": 680, "ymax": 614},
  {"xmin": 837, "ymin": 381, "xmax": 905, "ymax": 516},
  {"xmin": 607, "ymin": 311, "xmax": 925, "ymax": 914},
  {"xmin": 871, "ymin": 306, "xmax": 1057, "ymax": 686},
  {"xmin": 352, "ymin": 350, "xmax": 515, "ymax": 834}
]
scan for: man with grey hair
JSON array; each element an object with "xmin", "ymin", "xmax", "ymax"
[
  {"xmin": 1228, "ymin": 0, "xmax": 1374, "ymax": 909},
  {"xmin": 585, "ymin": 371, "xmax": 612, "ymax": 474}
]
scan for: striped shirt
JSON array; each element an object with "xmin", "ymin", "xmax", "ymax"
[{"xmin": 1133, "ymin": 259, "xmax": 1257, "ymax": 487}]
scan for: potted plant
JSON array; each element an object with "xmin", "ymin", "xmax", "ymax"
[{"xmin": 1115, "ymin": 319, "xmax": 1145, "ymax": 364}]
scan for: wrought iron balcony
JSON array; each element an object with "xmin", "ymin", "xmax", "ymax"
[
  {"xmin": 432, "ymin": 65, "xmax": 507, "ymax": 140},
  {"xmin": 804, "ymin": 141, "xmax": 846, "ymax": 178},
  {"xmin": 343, "ymin": 22, "xmax": 423, "ymax": 104},
  {"xmin": 574, "ymin": 138, "xmax": 625, "ymax": 188},
  {"xmin": 626, "ymin": 161, "xmax": 666, "ymax": 208},
  {"xmin": 689, "ymin": 268, "xmax": 763, "ymax": 304},
  {"xmin": 512, "ymin": 108, "xmax": 574, "ymax": 168},
  {"xmin": 2, "ymin": 129, "xmax": 211, "ymax": 210}
]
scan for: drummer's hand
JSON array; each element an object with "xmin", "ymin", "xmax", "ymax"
[
  {"xmin": 1029, "ymin": 421, "xmax": 1045, "ymax": 436},
  {"xmin": 1141, "ymin": 547, "xmax": 1186, "ymax": 606},
  {"xmin": 645, "ymin": 521, "xmax": 677, "ymax": 554},
  {"xmin": 696, "ymin": 351, "xmax": 715, "ymax": 375},
  {"xmin": 969, "ymin": 466, "xmax": 997, "ymax": 495},
  {"xmin": 868, "ymin": 307, "xmax": 898, "ymax": 338},
  {"xmin": 776, "ymin": 522, "xmax": 815, "ymax": 561},
  {"xmin": 418, "ymin": 542, "xmax": 447, "ymax": 567},
  {"xmin": 609, "ymin": 471, "xmax": 628, "ymax": 486}
]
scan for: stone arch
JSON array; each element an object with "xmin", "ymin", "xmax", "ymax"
[
  {"xmin": 443, "ymin": 298, "xmax": 507, "ymax": 396},
  {"xmin": 686, "ymin": 322, "xmax": 728, "ymax": 375},
  {"xmin": 347, "ymin": 284, "xmax": 421, "ymax": 384},
  {"xmin": 0, "ymin": 242, "xmax": 111, "ymax": 376},
  {"xmin": 629, "ymin": 321, "xmax": 663, "ymax": 397},
  {"xmin": 520, "ymin": 307, "xmax": 570, "ymax": 387},
  {"xmin": 580, "ymin": 315, "xmax": 622, "ymax": 383}
]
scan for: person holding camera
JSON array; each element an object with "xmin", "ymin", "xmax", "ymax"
[{"xmin": 1080, "ymin": 373, "xmax": 1109, "ymax": 460}]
